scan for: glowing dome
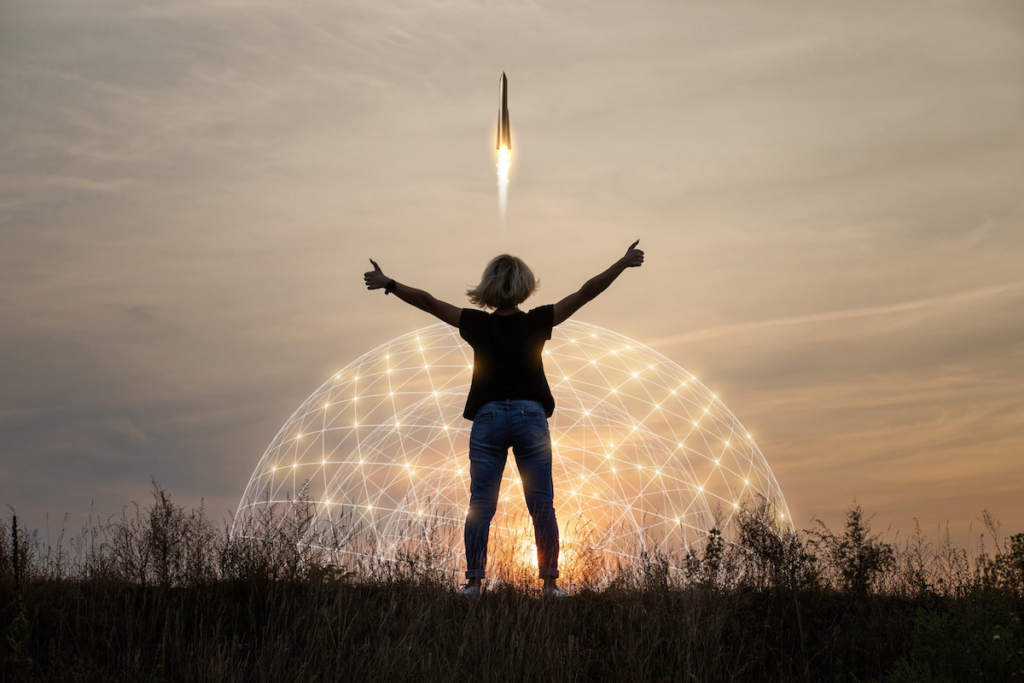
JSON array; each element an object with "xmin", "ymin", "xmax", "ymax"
[{"xmin": 233, "ymin": 320, "xmax": 789, "ymax": 580}]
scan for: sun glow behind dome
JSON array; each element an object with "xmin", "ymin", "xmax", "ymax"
[{"xmin": 233, "ymin": 320, "xmax": 789, "ymax": 578}]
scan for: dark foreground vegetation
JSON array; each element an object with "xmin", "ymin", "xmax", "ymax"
[{"xmin": 2, "ymin": 486, "xmax": 1022, "ymax": 682}]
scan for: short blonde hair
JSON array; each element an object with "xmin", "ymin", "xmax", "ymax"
[{"xmin": 466, "ymin": 254, "xmax": 539, "ymax": 310}]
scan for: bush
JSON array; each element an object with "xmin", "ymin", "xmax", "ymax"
[{"xmin": 808, "ymin": 501, "xmax": 895, "ymax": 597}]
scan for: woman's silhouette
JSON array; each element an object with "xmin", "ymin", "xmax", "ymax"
[{"xmin": 364, "ymin": 241, "xmax": 644, "ymax": 596}]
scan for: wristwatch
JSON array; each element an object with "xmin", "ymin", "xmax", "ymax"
[{"xmin": 384, "ymin": 279, "xmax": 397, "ymax": 295}]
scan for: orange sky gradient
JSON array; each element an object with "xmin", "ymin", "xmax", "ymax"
[{"xmin": 1, "ymin": 0, "xmax": 1022, "ymax": 553}]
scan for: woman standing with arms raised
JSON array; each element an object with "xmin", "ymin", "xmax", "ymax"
[{"xmin": 364, "ymin": 241, "xmax": 645, "ymax": 596}]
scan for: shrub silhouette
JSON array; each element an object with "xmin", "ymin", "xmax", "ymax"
[
  {"xmin": 976, "ymin": 512, "xmax": 1024, "ymax": 595},
  {"xmin": 808, "ymin": 501, "xmax": 895, "ymax": 597}
]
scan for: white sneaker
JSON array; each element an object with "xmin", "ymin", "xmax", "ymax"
[
  {"xmin": 542, "ymin": 584, "xmax": 568, "ymax": 598},
  {"xmin": 461, "ymin": 583, "xmax": 481, "ymax": 599}
]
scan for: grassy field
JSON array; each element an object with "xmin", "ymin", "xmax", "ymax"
[{"xmin": 2, "ymin": 485, "xmax": 1021, "ymax": 682}]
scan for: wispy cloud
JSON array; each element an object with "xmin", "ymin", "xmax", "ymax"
[{"xmin": 649, "ymin": 281, "xmax": 1024, "ymax": 348}]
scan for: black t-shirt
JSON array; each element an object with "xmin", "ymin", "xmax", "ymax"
[{"xmin": 459, "ymin": 305, "xmax": 556, "ymax": 420}]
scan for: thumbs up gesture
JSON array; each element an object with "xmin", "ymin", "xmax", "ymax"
[
  {"xmin": 364, "ymin": 259, "xmax": 390, "ymax": 290},
  {"xmin": 622, "ymin": 240, "xmax": 645, "ymax": 268}
]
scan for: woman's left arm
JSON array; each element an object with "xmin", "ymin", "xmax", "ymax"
[{"xmin": 364, "ymin": 259, "xmax": 462, "ymax": 327}]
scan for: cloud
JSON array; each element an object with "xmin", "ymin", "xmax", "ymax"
[{"xmin": 648, "ymin": 280, "xmax": 1024, "ymax": 347}]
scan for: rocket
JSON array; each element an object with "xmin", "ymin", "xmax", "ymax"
[{"xmin": 497, "ymin": 72, "xmax": 511, "ymax": 150}]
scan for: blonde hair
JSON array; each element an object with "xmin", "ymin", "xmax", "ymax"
[{"xmin": 466, "ymin": 254, "xmax": 539, "ymax": 310}]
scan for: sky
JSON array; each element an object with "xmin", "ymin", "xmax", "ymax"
[{"xmin": 2, "ymin": 0, "xmax": 1022, "ymax": 552}]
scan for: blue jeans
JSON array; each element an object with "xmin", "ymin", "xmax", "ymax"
[{"xmin": 465, "ymin": 400, "xmax": 560, "ymax": 579}]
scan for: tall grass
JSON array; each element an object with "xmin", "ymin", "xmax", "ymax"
[{"xmin": 1, "ymin": 483, "xmax": 1021, "ymax": 682}]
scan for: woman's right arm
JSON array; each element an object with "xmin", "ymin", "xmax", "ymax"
[
  {"xmin": 364, "ymin": 259, "xmax": 462, "ymax": 327},
  {"xmin": 552, "ymin": 241, "xmax": 645, "ymax": 326}
]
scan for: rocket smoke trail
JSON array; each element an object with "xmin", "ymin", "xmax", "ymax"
[{"xmin": 497, "ymin": 147, "xmax": 510, "ymax": 223}]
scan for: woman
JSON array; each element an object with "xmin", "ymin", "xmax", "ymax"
[{"xmin": 364, "ymin": 241, "xmax": 645, "ymax": 596}]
